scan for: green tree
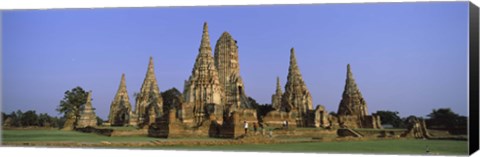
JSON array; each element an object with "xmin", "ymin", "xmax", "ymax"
[
  {"xmin": 1, "ymin": 112, "xmax": 6, "ymax": 122},
  {"xmin": 96, "ymin": 116, "xmax": 104, "ymax": 126},
  {"xmin": 246, "ymin": 97, "xmax": 260, "ymax": 109},
  {"xmin": 427, "ymin": 108, "xmax": 465, "ymax": 130},
  {"xmin": 38, "ymin": 113, "xmax": 56, "ymax": 127},
  {"xmin": 21, "ymin": 110, "xmax": 39, "ymax": 126},
  {"xmin": 10, "ymin": 110, "xmax": 23, "ymax": 127},
  {"xmin": 256, "ymin": 104, "xmax": 273, "ymax": 122},
  {"xmin": 56, "ymin": 86, "xmax": 88, "ymax": 121},
  {"xmin": 374, "ymin": 110, "xmax": 405, "ymax": 128},
  {"xmin": 329, "ymin": 111, "xmax": 337, "ymax": 117}
]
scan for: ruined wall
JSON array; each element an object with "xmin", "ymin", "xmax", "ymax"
[
  {"xmin": 263, "ymin": 110, "xmax": 298, "ymax": 128},
  {"xmin": 337, "ymin": 115, "xmax": 361, "ymax": 128}
]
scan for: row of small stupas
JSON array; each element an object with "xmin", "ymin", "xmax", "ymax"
[{"xmin": 77, "ymin": 22, "xmax": 381, "ymax": 133}]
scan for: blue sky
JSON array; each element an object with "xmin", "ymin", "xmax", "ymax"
[{"xmin": 2, "ymin": 2, "xmax": 469, "ymax": 119}]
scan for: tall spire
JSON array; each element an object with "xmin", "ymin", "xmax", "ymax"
[
  {"xmin": 199, "ymin": 22, "xmax": 211, "ymax": 52},
  {"xmin": 119, "ymin": 73, "xmax": 127, "ymax": 92},
  {"xmin": 347, "ymin": 64, "xmax": 353, "ymax": 80},
  {"xmin": 114, "ymin": 73, "xmax": 129, "ymax": 101},
  {"xmin": 108, "ymin": 73, "xmax": 132, "ymax": 126},
  {"xmin": 337, "ymin": 64, "xmax": 368, "ymax": 117},
  {"xmin": 282, "ymin": 47, "xmax": 313, "ymax": 117},
  {"xmin": 214, "ymin": 30, "xmax": 251, "ymax": 108},
  {"xmin": 86, "ymin": 91, "xmax": 92, "ymax": 107},
  {"xmin": 139, "ymin": 56, "xmax": 159, "ymax": 94},
  {"xmin": 184, "ymin": 22, "xmax": 224, "ymax": 125},
  {"xmin": 272, "ymin": 76, "xmax": 283, "ymax": 110},
  {"xmin": 276, "ymin": 76, "xmax": 282, "ymax": 95},
  {"xmin": 77, "ymin": 90, "xmax": 97, "ymax": 128},
  {"xmin": 147, "ymin": 56, "xmax": 155, "ymax": 79},
  {"xmin": 290, "ymin": 48, "xmax": 297, "ymax": 70},
  {"xmin": 135, "ymin": 57, "xmax": 163, "ymax": 125}
]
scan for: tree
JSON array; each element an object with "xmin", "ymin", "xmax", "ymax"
[
  {"xmin": 21, "ymin": 110, "xmax": 39, "ymax": 126},
  {"xmin": 374, "ymin": 110, "xmax": 405, "ymax": 128},
  {"xmin": 38, "ymin": 113, "xmax": 56, "ymax": 127},
  {"xmin": 427, "ymin": 108, "xmax": 465, "ymax": 130},
  {"xmin": 256, "ymin": 104, "xmax": 274, "ymax": 122},
  {"xmin": 56, "ymin": 86, "xmax": 88, "ymax": 121},
  {"xmin": 10, "ymin": 110, "xmax": 23, "ymax": 127},
  {"xmin": 246, "ymin": 97, "xmax": 260, "ymax": 109},
  {"xmin": 96, "ymin": 116, "xmax": 104, "ymax": 126},
  {"xmin": 329, "ymin": 111, "xmax": 337, "ymax": 117},
  {"xmin": 1, "ymin": 112, "xmax": 6, "ymax": 121}
]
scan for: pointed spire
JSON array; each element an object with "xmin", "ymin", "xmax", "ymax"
[
  {"xmin": 347, "ymin": 64, "xmax": 353, "ymax": 80},
  {"xmin": 86, "ymin": 91, "xmax": 92, "ymax": 104},
  {"xmin": 147, "ymin": 56, "xmax": 155, "ymax": 76},
  {"xmin": 84, "ymin": 91, "xmax": 93, "ymax": 110},
  {"xmin": 289, "ymin": 47, "xmax": 299, "ymax": 74},
  {"xmin": 113, "ymin": 73, "xmax": 129, "ymax": 101},
  {"xmin": 282, "ymin": 47, "xmax": 313, "ymax": 114},
  {"xmin": 119, "ymin": 73, "xmax": 126, "ymax": 90},
  {"xmin": 290, "ymin": 47, "xmax": 297, "ymax": 63},
  {"xmin": 109, "ymin": 73, "xmax": 132, "ymax": 125},
  {"xmin": 220, "ymin": 31, "xmax": 232, "ymax": 39},
  {"xmin": 276, "ymin": 76, "xmax": 282, "ymax": 94},
  {"xmin": 199, "ymin": 22, "xmax": 211, "ymax": 51},
  {"xmin": 184, "ymin": 22, "xmax": 224, "ymax": 110},
  {"xmin": 135, "ymin": 57, "xmax": 163, "ymax": 124},
  {"xmin": 139, "ymin": 56, "xmax": 159, "ymax": 94},
  {"xmin": 344, "ymin": 64, "xmax": 359, "ymax": 95},
  {"xmin": 337, "ymin": 64, "xmax": 368, "ymax": 117},
  {"xmin": 77, "ymin": 90, "xmax": 97, "ymax": 127}
]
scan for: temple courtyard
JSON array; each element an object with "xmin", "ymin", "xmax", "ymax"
[{"xmin": 1, "ymin": 128, "xmax": 468, "ymax": 155}]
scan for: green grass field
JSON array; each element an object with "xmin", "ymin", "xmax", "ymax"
[
  {"xmin": 1, "ymin": 129, "xmax": 468, "ymax": 155},
  {"xmin": 164, "ymin": 139, "xmax": 468, "ymax": 155}
]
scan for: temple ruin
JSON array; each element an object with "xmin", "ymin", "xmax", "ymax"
[
  {"xmin": 76, "ymin": 91, "xmax": 97, "ymax": 128},
  {"xmin": 107, "ymin": 73, "xmax": 132, "ymax": 126},
  {"xmin": 336, "ymin": 64, "xmax": 382, "ymax": 129},
  {"xmin": 214, "ymin": 31, "xmax": 252, "ymax": 109},
  {"xmin": 133, "ymin": 57, "xmax": 164, "ymax": 127},
  {"xmin": 98, "ymin": 22, "xmax": 384, "ymax": 139},
  {"xmin": 271, "ymin": 77, "xmax": 282, "ymax": 110},
  {"xmin": 183, "ymin": 22, "xmax": 225, "ymax": 126}
]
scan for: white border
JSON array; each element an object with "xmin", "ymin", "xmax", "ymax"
[{"xmin": 0, "ymin": 0, "xmax": 477, "ymax": 157}]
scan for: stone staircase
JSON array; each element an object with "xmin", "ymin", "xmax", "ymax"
[{"xmin": 337, "ymin": 128, "xmax": 364, "ymax": 137}]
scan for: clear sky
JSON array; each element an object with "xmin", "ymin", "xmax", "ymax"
[{"xmin": 2, "ymin": 2, "xmax": 469, "ymax": 119}]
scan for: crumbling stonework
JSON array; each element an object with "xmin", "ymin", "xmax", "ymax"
[
  {"xmin": 281, "ymin": 48, "xmax": 313, "ymax": 126},
  {"xmin": 336, "ymin": 64, "xmax": 381, "ymax": 129},
  {"xmin": 108, "ymin": 73, "xmax": 132, "ymax": 126},
  {"xmin": 76, "ymin": 91, "xmax": 98, "ymax": 128},
  {"xmin": 106, "ymin": 22, "xmax": 390, "ymax": 139},
  {"xmin": 134, "ymin": 57, "xmax": 164, "ymax": 126},
  {"xmin": 183, "ymin": 22, "xmax": 224, "ymax": 126},
  {"xmin": 214, "ymin": 32, "xmax": 252, "ymax": 109},
  {"xmin": 402, "ymin": 117, "xmax": 431, "ymax": 138},
  {"xmin": 61, "ymin": 112, "xmax": 76, "ymax": 130},
  {"xmin": 310, "ymin": 105, "xmax": 329, "ymax": 128},
  {"xmin": 337, "ymin": 64, "xmax": 368, "ymax": 117},
  {"xmin": 271, "ymin": 77, "xmax": 283, "ymax": 110},
  {"xmin": 263, "ymin": 110, "xmax": 298, "ymax": 128}
]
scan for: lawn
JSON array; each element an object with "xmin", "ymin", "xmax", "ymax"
[
  {"xmin": 1, "ymin": 129, "xmax": 158, "ymax": 142},
  {"xmin": 1, "ymin": 129, "xmax": 468, "ymax": 155},
  {"xmin": 1, "ymin": 129, "xmax": 221, "ymax": 142},
  {"xmin": 164, "ymin": 139, "xmax": 468, "ymax": 155}
]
